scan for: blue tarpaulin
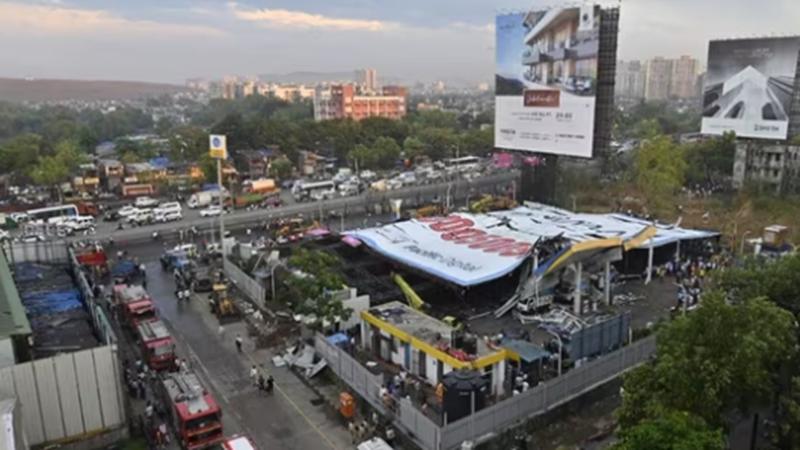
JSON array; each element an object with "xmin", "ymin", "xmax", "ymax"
[{"xmin": 111, "ymin": 260, "xmax": 137, "ymax": 278}]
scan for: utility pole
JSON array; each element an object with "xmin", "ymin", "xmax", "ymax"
[{"xmin": 209, "ymin": 134, "xmax": 227, "ymax": 254}]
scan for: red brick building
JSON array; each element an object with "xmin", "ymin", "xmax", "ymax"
[{"xmin": 314, "ymin": 84, "xmax": 407, "ymax": 121}]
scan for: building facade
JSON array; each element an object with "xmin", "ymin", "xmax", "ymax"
[
  {"xmin": 313, "ymin": 84, "xmax": 407, "ymax": 121},
  {"xmin": 669, "ymin": 55, "xmax": 700, "ymax": 99},
  {"xmin": 734, "ymin": 142, "xmax": 800, "ymax": 194},
  {"xmin": 615, "ymin": 60, "xmax": 645, "ymax": 99},
  {"xmin": 358, "ymin": 68, "xmax": 378, "ymax": 92},
  {"xmin": 644, "ymin": 57, "xmax": 673, "ymax": 101}
]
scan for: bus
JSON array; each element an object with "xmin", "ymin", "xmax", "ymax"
[
  {"xmin": 292, "ymin": 180, "xmax": 336, "ymax": 202},
  {"xmin": 442, "ymin": 156, "xmax": 481, "ymax": 174},
  {"xmin": 27, "ymin": 204, "xmax": 79, "ymax": 225}
]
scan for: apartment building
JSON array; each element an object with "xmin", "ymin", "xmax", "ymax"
[
  {"xmin": 670, "ymin": 55, "xmax": 700, "ymax": 99},
  {"xmin": 615, "ymin": 60, "xmax": 646, "ymax": 99},
  {"xmin": 313, "ymin": 84, "xmax": 407, "ymax": 121}
]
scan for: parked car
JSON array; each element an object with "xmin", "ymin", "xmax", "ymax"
[
  {"xmin": 17, "ymin": 234, "xmax": 46, "ymax": 243},
  {"xmin": 118, "ymin": 206, "xmax": 140, "ymax": 218},
  {"xmin": 359, "ymin": 170, "xmax": 377, "ymax": 182},
  {"xmin": 127, "ymin": 209, "xmax": 154, "ymax": 225},
  {"xmin": 155, "ymin": 210, "xmax": 182, "ymax": 223},
  {"xmin": 155, "ymin": 202, "xmax": 182, "ymax": 215},
  {"xmin": 199, "ymin": 205, "xmax": 225, "ymax": 217},
  {"xmin": 103, "ymin": 210, "xmax": 121, "ymax": 222},
  {"xmin": 134, "ymin": 196, "xmax": 159, "ymax": 208}
]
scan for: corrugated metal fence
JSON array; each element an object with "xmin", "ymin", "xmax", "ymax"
[
  {"xmin": 316, "ymin": 334, "xmax": 657, "ymax": 450},
  {"xmin": 0, "ymin": 346, "xmax": 125, "ymax": 446},
  {"xmin": 3, "ymin": 240, "xmax": 69, "ymax": 265},
  {"xmin": 223, "ymin": 257, "xmax": 266, "ymax": 305},
  {"xmin": 68, "ymin": 248, "xmax": 117, "ymax": 344}
]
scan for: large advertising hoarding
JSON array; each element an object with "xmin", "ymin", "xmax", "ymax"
[
  {"xmin": 495, "ymin": 5, "xmax": 601, "ymax": 158},
  {"xmin": 702, "ymin": 37, "xmax": 800, "ymax": 140}
]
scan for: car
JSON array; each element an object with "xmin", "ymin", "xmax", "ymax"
[
  {"xmin": 155, "ymin": 210, "xmax": 182, "ymax": 223},
  {"xmin": 127, "ymin": 209, "xmax": 154, "ymax": 225},
  {"xmin": 9, "ymin": 212, "xmax": 29, "ymax": 223},
  {"xmin": 359, "ymin": 170, "xmax": 377, "ymax": 181},
  {"xmin": 199, "ymin": 205, "xmax": 225, "ymax": 217},
  {"xmin": 193, "ymin": 276, "xmax": 213, "ymax": 293},
  {"xmin": 155, "ymin": 202, "xmax": 182, "ymax": 215},
  {"xmin": 0, "ymin": 230, "xmax": 9, "ymax": 241},
  {"xmin": 104, "ymin": 210, "xmax": 122, "ymax": 222},
  {"xmin": 17, "ymin": 234, "xmax": 46, "ymax": 243},
  {"xmin": 134, "ymin": 196, "xmax": 159, "ymax": 208},
  {"xmin": 118, "ymin": 206, "xmax": 139, "ymax": 217}
]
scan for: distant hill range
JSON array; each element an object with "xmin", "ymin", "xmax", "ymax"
[{"xmin": 0, "ymin": 77, "xmax": 190, "ymax": 103}]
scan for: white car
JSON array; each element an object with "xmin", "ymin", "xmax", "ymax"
[
  {"xmin": 118, "ymin": 206, "xmax": 140, "ymax": 217},
  {"xmin": 156, "ymin": 202, "xmax": 182, "ymax": 215},
  {"xmin": 359, "ymin": 170, "xmax": 377, "ymax": 181},
  {"xmin": 155, "ymin": 211, "xmax": 182, "ymax": 223},
  {"xmin": 199, "ymin": 205, "xmax": 224, "ymax": 217},
  {"xmin": 127, "ymin": 209, "xmax": 154, "ymax": 224},
  {"xmin": 134, "ymin": 196, "xmax": 159, "ymax": 208},
  {"xmin": 17, "ymin": 234, "xmax": 46, "ymax": 243},
  {"xmin": 9, "ymin": 212, "xmax": 29, "ymax": 223}
]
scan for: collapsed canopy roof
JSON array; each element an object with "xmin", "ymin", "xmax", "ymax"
[{"xmin": 346, "ymin": 203, "xmax": 717, "ymax": 287}]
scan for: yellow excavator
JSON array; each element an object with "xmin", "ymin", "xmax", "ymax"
[
  {"xmin": 210, "ymin": 282, "xmax": 237, "ymax": 320},
  {"xmin": 469, "ymin": 195, "xmax": 517, "ymax": 214},
  {"xmin": 392, "ymin": 273, "xmax": 462, "ymax": 330}
]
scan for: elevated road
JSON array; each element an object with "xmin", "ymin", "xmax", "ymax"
[{"xmin": 73, "ymin": 171, "xmax": 519, "ymax": 242}]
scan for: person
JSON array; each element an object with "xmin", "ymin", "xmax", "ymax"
[
  {"xmin": 266, "ymin": 375, "xmax": 274, "ymax": 394},
  {"xmin": 157, "ymin": 422, "xmax": 169, "ymax": 448},
  {"xmin": 250, "ymin": 365, "xmax": 258, "ymax": 386},
  {"xmin": 348, "ymin": 421, "xmax": 357, "ymax": 444},
  {"xmin": 173, "ymin": 356, "xmax": 180, "ymax": 372},
  {"xmin": 217, "ymin": 324, "xmax": 225, "ymax": 338},
  {"xmin": 235, "ymin": 334, "xmax": 243, "ymax": 353},
  {"xmin": 180, "ymin": 359, "xmax": 188, "ymax": 373},
  {"xmin": 145, "ymin": 401, "xmax": 154, "ymax": 422},
  {"xmin": 139, "ymin": 263, "xmax": 147, "ymax": 277},
  {"xmin": 258, "ymin": 374, "xmax": 266, "ymax": 394}
]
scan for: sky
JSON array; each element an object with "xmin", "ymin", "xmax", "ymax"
[{"xmin": 1, "ymin": 0, "xmax": 800, "ymax": 85}]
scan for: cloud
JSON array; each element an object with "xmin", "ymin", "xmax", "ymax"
[
  {"xmin": 0, "ymin": 2, "xmax": 224, "ymax": 37},
  {"xmin": 230, "ymin": 4, "xmax": 390, "ymax": 32}
]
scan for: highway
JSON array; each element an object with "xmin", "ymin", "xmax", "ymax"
[{"xmin": 69, "ymin": 171, "xmax": 519, "ymax": 242}]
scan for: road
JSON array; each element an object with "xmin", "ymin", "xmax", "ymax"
[{"xmin": 72, "ymin": 171, "xmax": 519, "ymax": 242}]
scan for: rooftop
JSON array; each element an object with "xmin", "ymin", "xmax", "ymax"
[{"xmin": 0, "ymin": 252, "xmax": 31, "ymax": 339}]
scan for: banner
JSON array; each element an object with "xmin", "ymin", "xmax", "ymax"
[
  {"xmin": 495, "ymin": 5, "xmax": 601, "ymax": 158},
  {"xmin": 209, "ymin": 134, "xmax": 227, "ymax": 159},
  {"xmin": 702, "ymin": 37, "xmax": 800, "ymax": 140}
]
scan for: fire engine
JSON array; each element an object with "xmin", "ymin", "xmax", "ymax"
[
  {"xmin": 113, "ymin": 284, "xmax": 156, "ymax": 328},
  {"xmin": 160, "ymin": 371, "xmax": 224, "ymax": 450},
  {"xmin": 135, "ymin": 318, "xmax": 176, "ymax": 371}
]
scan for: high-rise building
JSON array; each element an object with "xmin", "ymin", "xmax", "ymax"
[
  {"xmin": 314, "ymin": 84, "xmax": 407, "ymax": 121},
  {"xmin": 644, "ymin": 57, "xmax": 673, "ymax": 101},
  {"xmin": 615, "ymin": 60, "xmax": 645, "ymax": 99},
  {"xmin": 357, "ymin": 68, "xmax": 378, "ymax": 92},
  {"xmin": 670, "ymin": 55, "xmax": 699, "ymax": 99}
]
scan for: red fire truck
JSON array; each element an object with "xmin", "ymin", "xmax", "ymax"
[
  {"xmin": 113, "ymin": 284, "xmax": 157, "ymax": 328},
  {"xmin": 135, "ymin": 318, "xmax": 176, "ymax": 371},
  {"xmin": 160, "ymin": 371, "xmax": 224, "ymax": 450}
]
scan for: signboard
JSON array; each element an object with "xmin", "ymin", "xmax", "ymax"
[
  {"xmin": 702, "ymin": 37, "xmax": 800, "ymax": 140},
  {"xmin": 347, "ymin": 205, "xmax": 717, "ymax": 287},
  {"xmin": 495, "ymin": 5, "xmax": 601, "ymax": 158},
  {"xmin": 209, "ymin": 134, "xmax": 227, "ymax": 159}
]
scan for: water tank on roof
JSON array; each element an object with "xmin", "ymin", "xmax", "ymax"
[{"xmin": 442, "ymin": 370, "xmax": 488, "ymax": 423}]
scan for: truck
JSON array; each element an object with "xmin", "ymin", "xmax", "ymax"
[
  {"xmin": 122, "ymin": 183, "xmax": 155, "ymax": 197},
  {"xmin": 160, "ymin": 371, "xmax": 224, "ymax": 450},
  {"xmin": 244, "ymin": 178, "xmax": 277, "ymax": 194},
  {"xmin": 231, "ymin": 190, "xmax": 282, "ymax": 209},
  {"xmin": 113, "ymin": 284, "xmax": 157, "ymax": 329},
  {"xmin": 188, "ymin": 190, "xmax": 229, "ymax": 209},
  {"xmin": 135, "ymin": 318, "xmax": 176, "ymax": 371}
]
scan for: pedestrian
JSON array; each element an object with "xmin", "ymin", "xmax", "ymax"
[
  {"xmin": 217, "ymin": 324, "xmax": 225, "ymax": 338},
  {"xmin": 348, "ymin": 421, "xmax": 357, "ymax": 444},
  {"xmin": 235, "ymin": 334, "xmax": 243, "ymax": 353},
  {"xmin": 258, "ymin": 374, "xmax": 266, "ymax": 394},
  {"xmin": 173, "ymin": 356, "xmax": 180, "ymax": 372},
  {"xmin": 180, "ymin": 359, "xmax": 188, "ymax": 373},
  {"xmin": 138, "ymin": 379, "xmax": 147, "ymax": 400},
  {"xmin": 145, "ymin": 401, "xmax": 154, "ymax": 422},
  {"xmin": 250, "ymin": 365, "xmax": 258, "ymax": 386},
  {"xmin": 266, "ymin": 375, "xmax": 274, "ymax": 394}
]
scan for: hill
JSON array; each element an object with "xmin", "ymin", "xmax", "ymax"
[{"xmin": 0, "ymin": 77, "xmax": 190, "ymax": 102}]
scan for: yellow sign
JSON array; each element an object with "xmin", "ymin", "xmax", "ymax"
[{"xmin": 209, "ymin": 134, "xmax": 227, "ymax": 159}]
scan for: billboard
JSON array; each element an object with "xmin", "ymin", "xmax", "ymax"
[
  {"xmin": 495, "ymin": 5, "xmax": 601, "ymax": 158},
  {"xmin": 702, "ymin": 37, "xmax": 800, "ymax": 140}
]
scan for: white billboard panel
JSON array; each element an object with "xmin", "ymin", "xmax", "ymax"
[
  {"xmin": 701, "ymin": 37, "xmax": 800, "ymax": 140},
  {"xmin": 495, "ymin": 6, "xmax": 601, "ymax": 158}
]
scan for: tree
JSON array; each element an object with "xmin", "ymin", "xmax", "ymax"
[
  {"xmin": 633, "ymin": 135, "xmax": 686, "ymax": 213},
  {"xmin": 30, "ymin": 140, "xmax": 85, "ymax": 201},
  {"xmin": 269, "ymin": 157, "xmax": 293, "ymax": 180},
  {"xmin": 684, "ymin": 132, "xmax": 736, "ymax": 185},
  {"xmin": 612, "ymin": 410, "xmax": 724, "ymax": 450},
  {"xmin": 403, "ymin": 136, "xmax": 426, "ymax": 161},
  {"xmin": 168, "ymin": 126, "xmax": 207, "ymax": 162},
  {"xmin": 285, "ymin": 249, "xmax": 351, "ymax": 327},
  {"xmin": 459, "ymin": 128, "xmax": 494, "ymax": 156},
  {"xmin": 372, "ymin": 136, "xmax": 401, "ymax": 169},
  {"xmin": 348, "ymin": 144, "xmax": 379, "ymax": 170},
  {"xmin": 417, "ymin": 127, "xmax": 458, "ymax": 160},
  {"xmin": 197, "ymin": 153, "xmax": 217, "ymax": 182},
  {"xmin": 713, "ymin": 253, "xmax": 800, "ymax": 316},
  {"xmin": 617, "ymin": 293, "xmax": 797, "ymax": 429},
  {"xmin": 0, "ymin": 133, "xmax": 43, "ymax": 177}
]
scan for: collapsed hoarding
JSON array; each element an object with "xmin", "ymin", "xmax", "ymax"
[{"xmin": 346, "ymin": 204, "xmax": 717, "ymax": 287}]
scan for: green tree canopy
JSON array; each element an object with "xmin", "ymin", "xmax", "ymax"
[
  {"xmin": 633, "ymin": 135, "xmax": 686, "ymax": 213},
  {"xmin": 30, "ymin": 140, "xmax": 86, "ymax": 200},
  {"xmin": 269, "ymin": 157, "xmax": 293, "ymax": 180},
  {"xmin": 0, "ymin": 133, "xmax": 43, "ymax": 176},
  {"xmin": 612, "ymin": 410, "xmax": 724, "ymax": 450},
  {"xmin": 617, "ymin": 293, "xmax": 797, "ymax": 429}
]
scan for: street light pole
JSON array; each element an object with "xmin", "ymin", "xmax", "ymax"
[
  {"xmin": 217, "ymin": 158, "xmax": 225, "ymax": 254},
  {"xmin": 547, "ymin": 330, "xmax": 563, "ymax": 376}
]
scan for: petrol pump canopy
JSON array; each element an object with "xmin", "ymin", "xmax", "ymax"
[{"xmin": 346, "ymin": 203, "xmax": 717, "ymax": 287}]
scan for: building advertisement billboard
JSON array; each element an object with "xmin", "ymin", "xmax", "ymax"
[
  {"xmin": 495, "ymin": 5, "xmax": 601, "ymax": 158},
  {"xmin": 702, "ymin": 37, "xmax": 800, "ymax": 140}
]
